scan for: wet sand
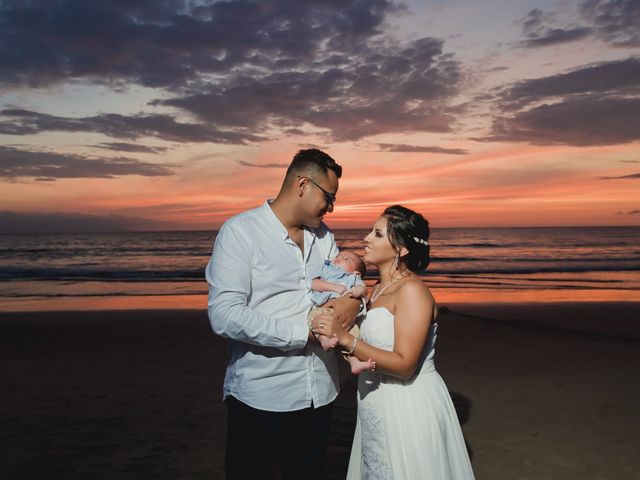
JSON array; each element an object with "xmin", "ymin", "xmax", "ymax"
[{"xmin": 1, "ymin": 303, "xmax": 639, "ymax": 479}]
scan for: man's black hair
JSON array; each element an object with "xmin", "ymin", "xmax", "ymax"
[{"xmin": 286, "ymin": 149, "xmax": 342, "ymax": 179}]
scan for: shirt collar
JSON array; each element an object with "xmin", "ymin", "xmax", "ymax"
[{"xmin": 262, "ymin": 199, "xmax": 318, "ymax": 243}]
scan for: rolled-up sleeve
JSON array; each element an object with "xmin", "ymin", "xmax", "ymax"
[{"xmin": 205, "ymin": 223, "xmax": 309, "ymax": 351}]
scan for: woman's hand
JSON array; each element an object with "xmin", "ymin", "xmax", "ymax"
[{"xmin": 310, "ymin": 313, "xmax": 351, "ymax": 348}]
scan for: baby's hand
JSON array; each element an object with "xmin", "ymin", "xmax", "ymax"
[{"xmin": 348, "ymin": 285, "xmax": 367, "ymax": 299}]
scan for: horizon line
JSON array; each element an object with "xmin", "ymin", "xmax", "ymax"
[{"xmin": 2, "ymin": 224, "xmax": 640, "ymax": 235}]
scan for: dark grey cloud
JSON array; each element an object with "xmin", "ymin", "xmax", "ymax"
[
  {"xmin": 0, "ymin": 146, "xmax": 174, "ymax": 181},
  {"xmin": 479, "ymin": 58, "xmax": 640, "ymax": 146},
  {"xmin": 0, "ymin": 109, "xmax": 264, "ymax": 144},
  {"xmin": 159, "ymin": 36, "xmax": 463, "ymax": 141},
  {"xmin": 620, "ymin": 160, "xmax": 640, "ymax": 163},
  {"xmin": 1, "ymin": 0, "xmax": 463, "ymax": 142},
  {"xmin": 93, "ymin": 142, "xmax": 169, "ymax": 154},
  {"xmin": 0, "ymin": 0, "xmax": 396, "ymax": 89},
  {"xmin": 580, "ymin": 0, "xmax": 640, "ymax": 47},
  {"xmin": 520, "ymin": 26, "xmax": 593, "ymax": 47},
  {"xmin": 485, "ymin": 66, "xmax": 509, "ymax": 73},
  {"xmin": 481, "ymin": 96, "xmax": 640, "ymax": 146},
  {"xmin": 519, "ymin": 8, "xmax": 549, "ymax": 34},
  {"xmin": 237, "ymin": 160, "xmax": 288, "ymax": 168},
  {"xmin": 377, "ymin": 143, "xmax": 467, "ymax": 155},
  {"xmin": 517, "ymin": 1, "xmax": 640, "ymax": 48},
  {"xmin": 285, "ymin": 128, "xmax": 307, "ymax": 136},
  {"xmin": 502, "ymin": 57, "xmax": 640, "ymax": 108},
  {"xmin": 517, "ymin": 8, "xmax": 592, "ymax": 47},
  {"xmin": 627, "ymin": 209, "xmax": 640, "ymax": 214},
  {"xmin": 0, "ymin": 211, "xmax": 169, "ymax": 234},
  {"xmin": 600, "ymin": 172, "xmax": 640, "ymax": 179},
  {"xmin": 297, "ymin": 143, "xmax": 328, "ymax": 150}
]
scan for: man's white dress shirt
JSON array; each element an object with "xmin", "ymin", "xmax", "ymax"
[{"xmin": 206, "ymin": 201, "xmax": 340, "ymax": 411}]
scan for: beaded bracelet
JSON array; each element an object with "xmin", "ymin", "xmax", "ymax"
[{"xmin": 345, "ymin": 335, "xmax": 359, "ymax": 355}]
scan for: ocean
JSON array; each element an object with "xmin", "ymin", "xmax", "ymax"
[{"xmin": 1, "ymin": 227, "xmax": 639, "ymax": 311}]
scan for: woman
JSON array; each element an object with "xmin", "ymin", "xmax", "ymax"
[{"xmin": 311, "ymin": 205, "xmax": 475, "ymax": 479}]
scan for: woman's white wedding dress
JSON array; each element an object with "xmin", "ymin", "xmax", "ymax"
[{"xmin": 347, "ymin": 307, "xmax": 475, "ymax": 479}]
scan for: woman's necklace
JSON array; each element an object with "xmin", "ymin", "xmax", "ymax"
[{"xmin": 369, "ymin": 270, "xmax": 410, "ymax": 305}]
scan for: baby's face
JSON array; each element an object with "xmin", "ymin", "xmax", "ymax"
[{"xmin": 331, "ymin": 252, "xmax": 362, "ymax": 274}]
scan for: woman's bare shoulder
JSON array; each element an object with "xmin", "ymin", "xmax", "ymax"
[{"xmin": 396, "ymin": 276, "xmax": 434, "ymax": 307}]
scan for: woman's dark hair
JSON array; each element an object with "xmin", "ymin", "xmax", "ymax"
[{"xmin": 383, "ymin": 205, "xmax": 430, "ymax": 273}]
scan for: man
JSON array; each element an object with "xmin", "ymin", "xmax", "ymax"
[{"xmin": 206, "ymin": 149, "xmax": 362, "ymax": 479}]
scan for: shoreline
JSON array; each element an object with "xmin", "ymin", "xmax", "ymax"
[
  {"xmin": 2, "ymin": 299, "xmax": 640, "ymax": 313},
  {"xmin": 2, "ymin": 292, "xmax": 640, "ymax": 313}
]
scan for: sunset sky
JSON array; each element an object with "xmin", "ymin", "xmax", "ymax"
[{"xmin": 1, "ymin": 0, "xmax": 639, "ymax": 232}]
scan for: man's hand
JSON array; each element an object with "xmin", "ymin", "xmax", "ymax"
[{"xmin": 323, "ymin": 295, "xmax": 361, "ymax": 330}]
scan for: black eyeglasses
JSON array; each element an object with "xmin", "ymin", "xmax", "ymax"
[{"xmin": 299, "ymin": 175, "xmax": 337, "ymax": 206}]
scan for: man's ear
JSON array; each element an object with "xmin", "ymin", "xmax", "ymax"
[{"xmin": 296, "ymin": 175, "xmax": 307, "ymax": 197}]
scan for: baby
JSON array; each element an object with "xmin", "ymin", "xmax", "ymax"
[{"xmin": 308, "ymin": 251, "xmax": 375, "ymax": 374}]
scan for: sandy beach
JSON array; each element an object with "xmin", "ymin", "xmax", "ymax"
[{"xmin": 1, "ymin": 302, "xmax": 639, "ymax": 479}]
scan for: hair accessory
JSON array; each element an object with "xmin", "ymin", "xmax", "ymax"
[{"xmin": 413, "ymin": 236, "xmax": 429, "ymax": 246}]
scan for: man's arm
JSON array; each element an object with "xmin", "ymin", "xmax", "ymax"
[{"xmin": 206, "ymin": 223, "xmax": 309, "ymax": 351}]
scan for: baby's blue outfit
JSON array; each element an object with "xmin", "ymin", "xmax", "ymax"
[{"xmin": 308, "ymin": 259, "xmax": 365, "ymax": 306}]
